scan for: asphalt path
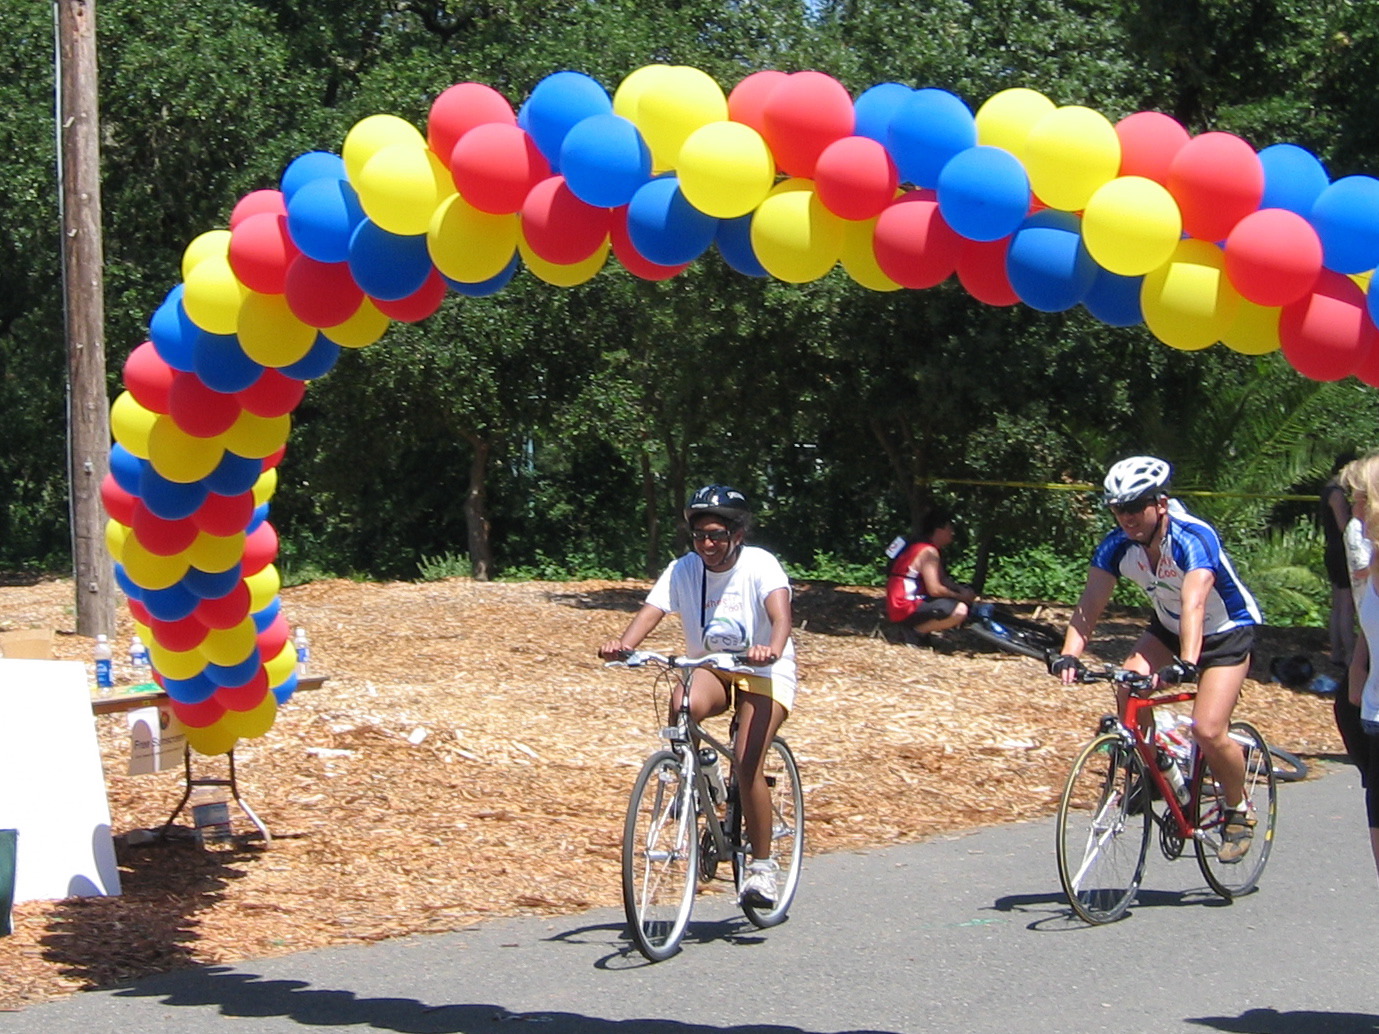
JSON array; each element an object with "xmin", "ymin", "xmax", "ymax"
[{"xmin": 4, "ymin": 761, "xmax": 1379, "ymax": 1034}]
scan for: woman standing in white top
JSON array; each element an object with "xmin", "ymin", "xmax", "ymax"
[{"xmin": 1346, "ymin": 453, "xmax": 1379, "ymax": 880}]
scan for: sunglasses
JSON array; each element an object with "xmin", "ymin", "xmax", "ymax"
[
  {"xmin": 1109, "ymin": 496, "xmax": 1157, "ymax": 515},
  {"xmin": 691, "ymin": 529, "xmax": 732, "ymax": 544}
]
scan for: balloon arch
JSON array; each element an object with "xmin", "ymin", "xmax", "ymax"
[{"xmin": 104, "ymin": 65, "xmax": 1379, "ymax": 754}]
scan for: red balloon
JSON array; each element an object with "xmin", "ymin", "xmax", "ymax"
[
  {"xmin": 284, "ymin": 255, "xmax": 365, "ymax": 328},
  {"xmin": 873, "ymin": 192, "xmax": 961, "ymax": 290},
  {"xmin": 1114, "ymin": 111, "xmax": 1190, "ymax": 185},
  {"xmin": 237, "ymin": 369, "xmax": 307, "ymax": 418},
  {"xmin": 242, "ymin": 521, "xmax": 279, "ymax": 576},
  {"xmin": 256, "ymin": 614, "xmax": 291, "ymax": 660},
  {"xmin": 132, "ymin": 502, "xmax": 201, "ymax": 556},
  {"xmin": 372, "ymin": 270, "xmax": 446, "ymax": 323},
  {"xmin": 169, "ymin": 371, "xmax": 242, "ymax": 438},
  {"xmin": 449, "ymin": 123, "xmax": 552, "ymax": 215},
  {"xmin": 151, "ymin": 612, "xmax": 211, "ymax": 653},
  {"xmin": 263, "ymin": 445, "xmax": 287, "ymax": 470},
  {"xmin": 1167, "ymin": 132, "xmax": 1264, "ymax": 243},
  {"xmin": 609, "ymin": 207, "xmax": 690, "ymax": 280},
  {"xmin": 520, "ymin": 175, "xmax": 612, "ymax": 265},
  {"xmin": 428, "ymin": 82, "xmax": 516, "ymax": 164},
  {"xmin": 170, "ymin": 696, "xmax": 226, "ymax": 729},
  {"xmin": 230, "ymin": 189, "xmax": 287, "ymax": 228},
  {"xmin": 956, "ymin": 236, "xmax": 1020, "ymax": 306},
  {"xmin": 1224, "ymin": 208, "xmax": 1323, "ymax": 307},
  {"xmin": 123, "ymin": 341, "xmax": 175, "ymax": 414},
  {"xmin": 727, "ymin": 70, "xmax": 788, "ymax": 135},
  {"xmin": 128, "ymin": 599, "xmax": 154, "ymax": 627},
  {"xmin": 194, "ymin": 580, "xmax": 253, "ymax": 630},
  {"xmin": 218, "ymin": 668, "xmax": 270, "ymax": 711},
  {"xmin": 814, "ymin": 136, "xmax": 898, "ymax": 222},
  {"xmin": 229, "ymin": 212, "xmax": 301, "ymax": 295},
  {"xmin": 192, "ymin": 490, "xmax": 256, "ymax": 537},
  {"xmin": 101, "ymin": 473, "xmax": 138, "ymax": 526},
  {"xmin": 760, "ymin": 72, "xmax": 855, "ymax": 178},
  {"xmin": 1279, "ymin": 270, "xmax": 1377, "ymax": 381}
]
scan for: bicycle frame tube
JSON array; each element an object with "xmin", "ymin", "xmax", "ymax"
[
  {"xmin": 670, "ymin": 669, "xmax": 738, "ymax": 865},
  {"xmin": 1122, "ymin": 690, "xmax": 1202, "ymax": 837}
]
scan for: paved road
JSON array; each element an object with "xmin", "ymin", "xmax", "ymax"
[{"xmin": 4, "ymin": 762, "xmax": 1379, "ymax": 1034}]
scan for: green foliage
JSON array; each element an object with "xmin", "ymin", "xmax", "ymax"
[
  {"xmin": 416, "ymin": 552, "xmax": 472, "ymax": 582},
  {"xmin": 786, "ymin": 550, "xmax": 886, "ymax": 587},
  {"xmin": 1230, "ymin": 522, "xmax": 1329, "ymax": 628},
  {"xmin": 498, "ymin": 551, "xmax": 625, "ymax": 582}
]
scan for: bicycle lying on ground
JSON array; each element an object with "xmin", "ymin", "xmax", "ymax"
[
  {"xmin": 607, "ymin": 650, "xmax": 804, "ymax": 961},
  {"xmin": 963, "ymin": 602, "xmax": 1307, "ymax": 784},
  {"xmin": 1055, "ymin": 665, "xmax": 1279, "ymax": 924}
]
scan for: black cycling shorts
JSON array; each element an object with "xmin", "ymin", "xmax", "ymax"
[
  {"xmin": 1146, "ymin": 615, "xmax": 1254, "ymax": 669},
  {"xmin": 901, "ymin": 597, "xmax": 961, "ymax": 626}
]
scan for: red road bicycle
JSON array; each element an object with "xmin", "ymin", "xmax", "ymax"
[{"xmin": 1055, "ymin": 665, "xmax": 1278, "ymax": 924}]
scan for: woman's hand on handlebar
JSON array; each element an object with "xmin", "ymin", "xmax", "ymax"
[
  {"xmin": 743, "ymin": 644, "xmax": 779, "ymax": 666},
  {"xmin": 598, "ymin": 639, "xmax": 632, "ymax": 661}
]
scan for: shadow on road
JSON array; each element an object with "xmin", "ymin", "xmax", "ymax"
[{"xmin": 1185, "ymin": 1007, "xmax": 1379, "ymax": 1033}]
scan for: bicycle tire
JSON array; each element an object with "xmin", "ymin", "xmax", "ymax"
[
  {"xmin": 967, "ymin": 610, "xmax": 1062, "ymax": 662},
  {"xmin": 1055, "ymin": 732, "xmax": 1151, "ymax": 924},
  {"xmin": 1265, "ymin": 744, "xmax": 1308, "ymax": 783},
  {"xmin": 731, "ymin": 737, "xmax": 805, "ymax": 929},
  {"xmin": 622, "ymin": 749, "xmax": 698, "ymax": 961},
  {"xmin": 1195, "ymin": 720, "xmax": 1277, "ymax": 899}
]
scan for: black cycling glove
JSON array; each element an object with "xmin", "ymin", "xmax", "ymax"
[
  {"xmin": 1048, "ymin": 653, "xmax": 1083, "ymax": 678},
  {"xmin": 1158, "ymin": 657, "xmax": 1200, "ymax": 685}
]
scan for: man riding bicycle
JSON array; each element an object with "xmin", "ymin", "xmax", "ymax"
[{"xmin": 1050, "ymin": 456, "xmax": 1264, "ymax": 863}]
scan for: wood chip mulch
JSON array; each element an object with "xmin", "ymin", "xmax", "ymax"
[{"xmin": 0, "ymin": 575, "xmax": 1348, "ymax": 1010}]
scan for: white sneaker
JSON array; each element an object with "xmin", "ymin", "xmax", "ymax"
[{"xmin": 739, "ymin": 858, "xmax": 779, "ymax": 907}]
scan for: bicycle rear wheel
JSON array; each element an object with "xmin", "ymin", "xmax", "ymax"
[
  {"xmin": 732, "ymin": 737, "xmax": 805, "ymax": 929},
  {"xmin": 1195, "ymin": 720, "xmax": 1277, "ymax": 899},
  {"xmin": 622, "ymin": 750, "xmax": 698, "ymax": 961},
  {"xmin": 967, "ymin": 609, "xmax": 1061, "ymax": 662},
  {"xmin": 1056, "ymin": 732, "xmax": 1151, "ymax": 924}
]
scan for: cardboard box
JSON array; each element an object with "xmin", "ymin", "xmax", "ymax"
[{"xmin": 0, "ymin": 629, "xmax": 54, "ymax": 660}]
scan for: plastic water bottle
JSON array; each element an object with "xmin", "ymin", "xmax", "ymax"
[
  {"xmin": 698, "ymin": 747, "xmax": 726, "ymax": 805},
  {"xmin": 1154, "ymin": 712, "xmax": 1194, "ymax": 805},
  {"xmin": 294, "ymin": 627, "xmax": 310, "ymax": 676},
  {"xmin": 93, "ymin": 634, "xmax": 113, "ymax": 694},
  {"xmin": 128, "ymin": 634, "xmax": 151, "ymax": 679}
]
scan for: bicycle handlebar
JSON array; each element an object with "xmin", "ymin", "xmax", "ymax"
[
  {"xmin": 1066, "ymin": 665, "xmax": 1156, "ymax": 695},
  {"xmin": 603, "ymin": 649, "xmax": 756, "ymax": 672}
]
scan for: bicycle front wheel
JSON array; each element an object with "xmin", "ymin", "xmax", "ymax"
[
  {"xmin": 732, "ymin": 737, "xmax": 805, "ymax": 929},
  {"xmin": 622, "ymin": 750, "xmax": 699, "ymax": 961},
  {"xmin": 1056, "ymin": 732, "xmax": 1151, "ymax": 924},
  {"xmin": 1195, "ymin": 721, "xmax": 1277, "ymax": 899}
]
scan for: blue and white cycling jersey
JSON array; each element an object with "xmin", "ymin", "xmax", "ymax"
[{"xmin": 1090, "ymin": 500, "xmax": 1262, "ymax": 635}]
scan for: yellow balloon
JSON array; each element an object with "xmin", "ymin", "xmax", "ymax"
[
  {"xmin": 181, "ymin": 230, "xmax": 232, "ymax": 280},
  {"xmin": 148, "ymin": 416, "xmax": 225, "ymax": 482},
  {"xmin": 323, "ymin": 298, "xmax": 391, "ymax": 348},
  {"xmin": 225, "ymin": 692, "xmax": 278, "ymax": 737},
  {"xmin": 183, "ymin": 254, "xmax": 248, "ymax": 335},
  {"xmin": 237, "ymin": 292, "xmax": 317, "ymax": 367},
  {"xmin": 149, "ymin": 641, "xmax": 209, "ymax": 681},
  {"xmin": 199, "ymin": 618, "xmax": 258, "ymax": 667},
  {"xmin": 1140, "ymin": 238, "xmax": 1241, "ymax": 351},
  {"xmin": 633, "ymin": 65, "xmax": 729, "ymax": 172},
  {"xmin": 750, "ymin": 185, "xmax": 844, "ymax": 284},
  {"xmin": 120, "ymin": 536, "xmax": 191, "ymax": 591},
  {"xmin": 613, "ymin": 64, "xmax": 672, "ymax": 122},
  {"xmin": 1082, "ymin": 176, "xmax": 1183, "ymax": 276},
  {"xmin": 252, "ymin": 466, "xmax": 279, "ymax": 506},
  {"xmin": 245, "ymin": 564, "xmax": 281, "ymax": 612},
  {"xmin": 186, "ymin": 530, "xmax": 246, "ymax": 574},
  {"xmin": 518, "ymin": 238, "xmax": 609, "ymax": 286},
  {"xmin": 1022, "ymin": 105, "xmax": 1121, "ymax": 212},
  {"xmin": 220, "ymin": 410, "xmax": 291, "ymax": 459},
  {"xmin": 265, "ymin": 639, "xmax": 298, "ymax": 687},
  {"xmin": 356, "ymin": 143, "xmax": 451, "ymax": 236},
  {"xmin": 105, "ymin": 518, "xmax": 130, "ymax": 560},
  {"xmin": 185, "ymin": 719, "xmax": 242, "ymax": 757},
  {"xmin": 1222, "ymin": 298, "xmax": 1282, "ymax": 355},
  {"xmin": 975, "ymin": 87, "xmax": 1056, "ymax": 156},
  {"xmin": 342, "ymin": 113, "xmax": 427, "ymax": 183},
  {"xmin": 110, "ymin": 391, "xmax": 158, "ymax": 459},
  {"xmin": 677, "ymin": 121, "xmax": 776, "ymax": 219},
  {"xmin": 428, "ymin": 193, "xmax": 519, "ymax": 283},
  {"xmin": 839, "ymin": 217, "xmax": 902, "ymax": 292}
]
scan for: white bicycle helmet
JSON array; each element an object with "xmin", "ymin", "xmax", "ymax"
[{"xmin": 1103, "ymin": 456, "xmax": 1172, "ymax": 506}]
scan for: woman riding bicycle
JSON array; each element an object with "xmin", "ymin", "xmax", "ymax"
[
  {"xmin": 1050, "ymin": 456, "xmax": 1263, "ymax": 863},
  {"xmin": 598, "ymin": 484, "xmax": 796, "ymax": 908}
]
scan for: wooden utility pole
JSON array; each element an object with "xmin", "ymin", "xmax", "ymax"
[{"xmin": 57, "ymin": 0, "xmax": 115, "ymax": 637}]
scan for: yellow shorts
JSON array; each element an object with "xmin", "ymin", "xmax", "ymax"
[{"xmin": 711, "ymin": 670, "xmax": 793, "ymax": 714}]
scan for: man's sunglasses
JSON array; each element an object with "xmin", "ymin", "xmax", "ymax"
[{"xmin": 1109, "ymin": 496, "xmax": 1157, "ymax": 515}]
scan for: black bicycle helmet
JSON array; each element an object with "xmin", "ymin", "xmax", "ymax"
[{"xmin": 684, "ymin": 484, "xmax": 750, "ymax": 525}]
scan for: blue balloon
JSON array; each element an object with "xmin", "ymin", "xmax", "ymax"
[
  {"xmin": 148, "ymin": 286, "xmax": 199, "ymax": 373},
  {"xmin": 183, "ymin": 564, "xmax": 243, "ymax": 601},
  {"xmin": 142, "ymin": 582, "xmax": 201, "ymax": 622},
  {"xmin": 272, "ymin": 671, "xmax": 299, "ymax": 705},
  {"xmin": 444, "ymin": 254, "xmax": 520, "ymax": 297},
  {"xmin": 203, "ymin": 451, "xmax": 264, "ymax": 497},
  {"xmin": 1005, "ymin": 210, "xmax": 1096, "ymax": 312},
  {"xmin": 560, "ymin": 113, "xmax": 652, "ymax": 208},
  {"xmin": 139, "ymin": 467, "xmax": 209, "ymax": 520},
  {"xmin": 109, "ymin": 443, "xmax": 145, "ymax": 495},
  {"xmin": 286, "ymin": 176, "xmax": 367, "ymax": 263},
  {"xmin": 204, "ymin": 651, "xmax": 263, "ymax": 688},
  {"xmin": 888, "ymin": 88, "xmax": 977, "ymax": 189},
  {"xmin": 194, "ymin": 331, "xmax": 264, "ymax": 393},
  {"xmin": 853, "ymin": 83, "xmax": 913, "ymax": 146},
  {"xmin": 252, "ymin": 597, "xmax": 282, "ymax": 633},
  {"xmin": 1083, "ymin": 267, "xmax": 1145, "ymax": 327},
  {"xmin": 348, "ymin": 221, "xmax": 434, "ymax": 300},
  {"xmin": 1311, "ymin": 175, "xmax": 1379, "ymax": 274},
  {"xmin": 523, "ymin": 71, "xmax": 613, "ymax": 168},
  {"xmin": 246, "ymin": 503, "xmax": 270, "ymax": 534},
  {"xmin": 164, "ymin": 672, "xmax": 219, "ymax": 705},
  {"xmin": 280, "ymin": 333, "xmax": 341, "ymax": 381},
  {"xmin": 627, "ymin": 176, "xmax": 717, "ymax": 267},
  {"xmin": 281, "ymin": 150, "xmax": 346, "ymax": 202},
  {"xmin": 113, "ymin": 563, "xmax": 144, "ymax": 603},
  {"xmin": 715, "ymin": 214, "xmax": 768, "ymax": 278},
  {"xmin": 1259, "ymin": 143, "xmax": 1329, "ymax": 217},
  {"xmin": 937, "ymin": 146, "xmax": 1031, "ymax": 243}
]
